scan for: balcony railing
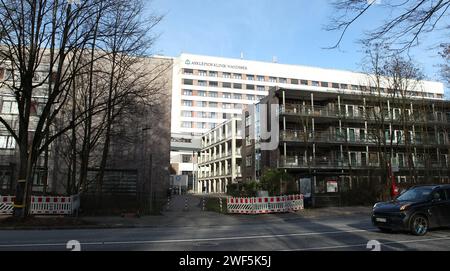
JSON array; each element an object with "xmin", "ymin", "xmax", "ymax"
[
  {"xmin": 280, "ymin": 104, "xmax": 450, "ymax": 124},
  {"xmin": 280, "ymin": 130, "xmax": 449, "ymax": 146},
  {"xmin": 279, "ymin": 156, "xmax": 448, "ymax": 169}
]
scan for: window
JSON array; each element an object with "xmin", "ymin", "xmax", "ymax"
[
  {"xmin": 0, "ymin": 135, "xmax": 15, "ymax": 149},
  {"xmin": 198, "ymin": 122, "xmax": 207, "ymax": 129},
  {"xmin": 279, "ymin": 78, "xmax": 287, "ymax": 84},
  {"xmin": 332, "ymin": 83, "xmax": 339, "ymax": 88},
  {"xmin": 181, "ymin": 122, "xmax": 192, "ymax": 128},
  {"xmin": 222, "ymin": 93, "xmax": 232, "ymax": 99},
  {"xmin": 269, "ymin": 77, "xmax": 277, "ymax": 83},
  {"xmin": 198, "ymin": 80, "xmax": 207, "ymax": 86},
  {"xmin": 257, "ymin": 95, "xmax": 265, "ymax": 100},
  {"xmin": 247, "ymin": 75, "xmax": 254, "ymax": 80},
  {"xmin": 209, "ymin": 81, "xmax": 218, "ymax": 87},
  {"xmin": 257, "ymin": 85, "xmax": 265, "ymax": 91},
  {"xmin": 340, "ymin": 84, "xmax": 348, "ymax": 89},
  {"xmin": 222, "ymin": 82, "xmax": 232, "ymax": 88},
  {"xmin": 182, "ymin": 90, "xmax": 193, "ymax": 96},
  {"xmin": 183, "ymin": 79, "xmax": 193, "ymax": 85},
  {"xmin": 246, "ymin": 136, "xmax": 251, "ymax": 146},
  {"xmin": 234, "ymin": 104, "xmax": 242, "ymax": 109},
  {"xmin": 1, "ymin": 101, "xmax": 19, "ymax": 114},
  {"xmin": 234, "ymin": 74, "xmax": 242, "ymax": 79},
  {"xmin": 233, "ymin": 83, "xmax": 242, "ymax": 89},
  {"xmin": 246, "ymin": 84, "xmax": 255, "ymax": 90},
  {"xmin": 351, "ymin": 85, "xmax": 359, "ymax": 90},
  {"xmin": 246, "ymin": 155, "xmax": 252, "ymax": 167},
  {"xmin": 209, "ymin": 71, "xmax": 217, "ymax": 77},
  {"xmin": 222, "ymin": 103, "xmax": 232, "ymax": 109},
  {"xmin": 321, "ymin": 82, "xmax": 328, "ymax": 87},
  {"xmin": 209, "ymin": 102, "xmax": 218, "ymax": 108},
  {"xmin": 182, "ymin": 111, "xmax": 193, "ymax": 117},
  {"xmin": 257, "ymin": 75, "xmax": 265, "ymax": 81},
  {"xmin": 223, "ymin": 73, "xmax": 231, "ymax": 78},
  {"xmin": 198, "ymin": 91, "xmax": 206, "ymax": 97},
  {"xmin": 234, "ymin": 94, "xmax": 242, "ymax": 100},
  {"xmin": 0, "ymin": 168, "xmax": 12, "ymax": 190},
  {"xmin": 182, "ymin": 100, "xmax": 193, "ymax": 107},
  {"xmin": 197, "ymin": 101, "xmax": 207, "ymax": 107},
  {"xmin": 182, "ymin": 155, "xmax": 192, "ymax": 163},
  {"xmin": 183, "ymin": 69, "xmax": 193, "ymax": 75},
  {"xmin": 210, "ymin": 112, "xmax": 217, "ymax": 119},
  {"xmin": 198, "ymin": 70, "xmax": 207, "ymax": 76},
  {"xmin": 247, "ymin": 95, "xmax": 254, "ymax": 100},
  {"xmin": 300, "ymin": 80, "xmax": 308, "ymax": 85},
  {"xmin": 245, "ymin": 115, "xmax": 251, "ymax": 127},
  {"xmin": 312, "ymin": 81, "xmax": 319, "ymax": 87},
  {"xmin": 209, "ymin": 92, "xmax": 218, "ymax": 98},
  {"xmin": 291, "ymin": 79, "xmax": 299, "ymax": 85}
]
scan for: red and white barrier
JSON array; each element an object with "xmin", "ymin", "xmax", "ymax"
[
  {"xmin": 227, "ymin": 194, "xmax": 304, "ymax": 214},
  {"xmin": 0, "ymin": 194, "xmax": 80, "ymax": 215},
  {"xmin": 0, "ymin": 196, "xmax": 15, "ymax": 214}
]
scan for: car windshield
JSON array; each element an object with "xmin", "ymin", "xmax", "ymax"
[{"xmin": 396, "ymin": 187, "xmax": 433, "ymax": 202}]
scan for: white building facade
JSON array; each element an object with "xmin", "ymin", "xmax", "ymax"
[
  {"xmin": 197, "ymin": 118, "xmax": 242, "ymax": 194},
  {"xmin": 168, "ymin": 53, "xmax": 445, "ymax": 193}
]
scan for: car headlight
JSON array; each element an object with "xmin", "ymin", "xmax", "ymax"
[{"xmin": 399, "ymin": 204, "xmax": 411, "ymax": 211}]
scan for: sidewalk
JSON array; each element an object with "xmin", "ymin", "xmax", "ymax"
[{"xmin": 0, "ymin": 195, "xmax": 372, "ymax": 230}]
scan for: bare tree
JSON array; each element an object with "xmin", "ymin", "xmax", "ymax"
[
  {"xmin": 0, "ymin": 0, "xmax": 164, "ymax": 217},
  {"xmin": 327, "ymin": 0, "xmax": 450, "ymax": 52}
]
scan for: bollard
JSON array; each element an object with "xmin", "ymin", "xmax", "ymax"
[
  {"xmin": 202, "ymin": 197, "xmax": 206, "ymax": 211},
  {"xmin": 218, "ymin": 197, "xmax": 223, "ymax": 213},
  {"xmin": 184, "ymin": 197, "xmax": 188, "ymax": 211}
]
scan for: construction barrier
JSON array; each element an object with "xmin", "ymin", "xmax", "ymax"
[
  {"xmin": 0, "ymin": 196, "xmax": 15, "ymax": 215},
  {"xmin": 0, "ymin": 194, "xmax": 80, "ymax": 215},
  {"xmin": 227, "ymin": 194, "xmax": 304, "ymax": 214}
]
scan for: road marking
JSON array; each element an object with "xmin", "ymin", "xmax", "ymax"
[
  {"xmin": 280, "ymin": 236, "xmax": 450, "ymax": 251},
  {"xmin": 0, "ymin": 228, "xmax": 372, "ymax": 248}
]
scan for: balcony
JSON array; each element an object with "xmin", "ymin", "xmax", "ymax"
[
  {"xmin": 280, "ymin": 129, "xmax": 449, "ymax": 147},
  {"xmin": 280, "ymin": 130, "xmax": 376, "ymax": 145},
  {"xmin": 280, "ymin": 156, "xmax": 448, "ymax": 170},
  {"xmin": 280, "ymin": 104, "xmax": 450, "ymax": 125}
]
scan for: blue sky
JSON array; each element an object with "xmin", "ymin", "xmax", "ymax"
[{"xmin": 149, "ymin": 0, "xmax": 448, "ymax": 96}]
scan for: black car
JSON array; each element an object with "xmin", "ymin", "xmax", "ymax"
[{"xmin": 372, "ymin": 184, "xmax": 450, "ymax": 235}]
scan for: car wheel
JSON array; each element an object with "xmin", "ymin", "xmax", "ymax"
[
  {"xmin": 378, "ymin": 227, "xmax": 392, "ymax": 233},
  {"xmin": 410, "ymin": 214, "xmax": 428, "ymax": 236}
]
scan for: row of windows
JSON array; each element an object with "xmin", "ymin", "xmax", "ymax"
[
  {"xmin": 1, "ymin": 100, "xmax": 46, "ymax": 115},
  {"xmin": 182, "ymin": 79, "xmax": 267, "ymax": 91},
  {"xmin": 182, "ymin": 98, "xmax": 264, "ymax": 107},
  {"xmin": 183, "ymin": 69, "xmax": 442, "ymax": 98},
  {"xmin": 183, "ymin": 69, "xmax": 287, "ymax": 83},
  {"xmin": 182, "ymin": 90, "xmax": 265, "ymax": 100},
  {"xmin": 0, "ymin": 135, "xmax": 16, "ymax": 149},
  {"xmin": 181, "ymin": 122, "xmax": 217, "ymax": 129}
]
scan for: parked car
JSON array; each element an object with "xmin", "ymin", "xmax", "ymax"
[{"xmin": 372, "ymin": 184, "xmax": 450, "ymax": 235}]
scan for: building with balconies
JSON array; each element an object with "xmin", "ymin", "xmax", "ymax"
[
  {"xmin": 243, "ymin": 86, "xmax": 450, "ymax": 206},
  {"xmin": 197, "ymin": 118, "xmax": 242, "ymax": 193}
]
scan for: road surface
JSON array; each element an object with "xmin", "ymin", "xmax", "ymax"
[{"xmin": 0, "ymin": 195, "xmax": 449, "ymax": 251}]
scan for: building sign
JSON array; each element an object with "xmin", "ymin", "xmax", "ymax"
[{"xmin": 184, "ymin": 59, "xmax": 248, "ymax": 70}]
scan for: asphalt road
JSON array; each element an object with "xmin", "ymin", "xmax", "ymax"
[{"xmin": 0, "ymin": 213, "xmax": 449, "ymax": 251}]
